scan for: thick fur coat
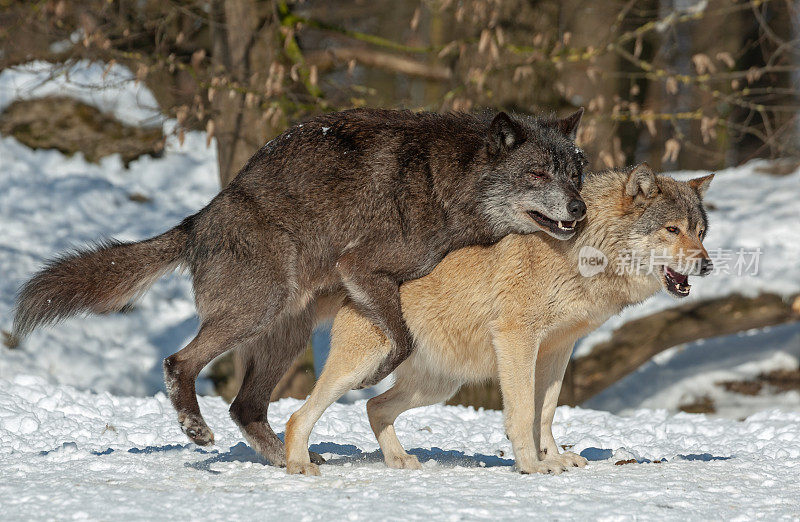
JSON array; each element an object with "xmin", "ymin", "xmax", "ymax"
[{"xmin": 283, "ymin": 164, "xmax": 714, "ymax": 475}]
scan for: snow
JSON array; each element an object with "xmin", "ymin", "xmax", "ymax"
[
  {"xmin": 1, "ymin": 61, "xmax": 797, "ymax": 399},
  {"xmin": 0, "ymin": 63, "xmax": 219, "ymax": 396},
  {"xmin": 0, "ymin": 60, "xmax": 162, "ymax": 126},
  {"xmin": 1, "ymin": 375, "xmax": 800, "ymax": 520},
  {"xmin": 1, "ymin": 61, "xmax": 800, "ymax": 519}
]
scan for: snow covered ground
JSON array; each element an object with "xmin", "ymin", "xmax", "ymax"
[
  {"xmin": 1, "ymin": 62, "xmax": 800, "ymax": 519},
  {"xmin": 2, "ymin": 375, "xmax": 799, "ymax": 520}
]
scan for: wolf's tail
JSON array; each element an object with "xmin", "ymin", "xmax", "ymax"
[{"xmin": 12, "ymin": 221, "xmax": 191, "ymax": 340}]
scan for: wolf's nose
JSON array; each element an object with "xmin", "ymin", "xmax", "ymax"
[
  {"xmin": 568, "ymin": 199, "xmax": 586, "ymax": 220},
  {"xmin": 700, "ymin": 258, "xmax": 713, "ymax": 276}
]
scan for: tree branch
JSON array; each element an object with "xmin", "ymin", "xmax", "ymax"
[{"xmin": 305, "ymin": 47, "xmax": 452, "ymax": 82}]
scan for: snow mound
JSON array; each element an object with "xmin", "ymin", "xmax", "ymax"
[
  {"xmin": 0, "ymin": 60, "xmax": 162, "ymax": 126},
  {"xmin": 590, "ymin": 321, "xmax": 800, "ymax": 418}
]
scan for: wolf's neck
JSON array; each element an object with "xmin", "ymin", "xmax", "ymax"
[
  {"xmin": 549, "ymin": 171, "xmax": 660, "ymax": 309},
  {"xmin": 443, "ymin": 180, "xmax": 507, "ymax": 248}
]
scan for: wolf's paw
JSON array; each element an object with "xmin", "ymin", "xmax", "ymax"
[
  {"xmin": 178, "ymin": 414, "xmax": 215, "ymax": 446},
  {"xmin": 385, "ymin": 453, "xmax": 422, "ymax": 470},
  {"xmin": 555, "ymin": 451, "xmax": 588, "ymax": 468},
  {"xmin": 309, "ymin": 451, "xmax": 326, "ymax": 465},
  {"xmin": 518, "ymin": 460, "xmax": 568, "ymax": 475},
  {"xmin": 269, "ymin": 453, "xmax": 287, "ymax": 468},
  {"xmin": 286, "ymin": 461, "xmax": 321, "ymax": 476}
]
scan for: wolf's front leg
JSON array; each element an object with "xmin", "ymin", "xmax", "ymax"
[
  {"xmin": 285, "ymin": 314, "xmax": 392, "ymax": 476},
  {"xmin": 534, "ymin": 340, "xmax": 587, "ymax": 469},
  {"xmin": 494, "ymin": 324, "xmax": 567, "ymax": 475},
  {"xmin": 336, "ymin": 253, "xmax": 413, "ymax": 387}
]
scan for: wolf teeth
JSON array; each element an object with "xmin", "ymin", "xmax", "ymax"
[{"xmin": 558, "ymin": 220, "xmax": 576, "ymax": 230}]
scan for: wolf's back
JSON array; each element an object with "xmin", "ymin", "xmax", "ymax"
[{"xmin": 13, "ymin": 223, "xmax": 190, "ymax": 339}]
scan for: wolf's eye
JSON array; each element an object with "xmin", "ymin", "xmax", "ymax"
[
  {"xmin": 698, "ymin": 229, "xmax": 705, "ymax": 239},
  {"xmin": 530, "ymin": 171, "xmax": 549, "ymax": 180},
  {"xmin": 666, "ymin": 226, "xmax": 680, "ymax": 235}
]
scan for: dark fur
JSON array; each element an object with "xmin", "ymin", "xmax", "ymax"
[{"xmin": 13, "ymin": 108, "xmax": 586, "ymax": 466}]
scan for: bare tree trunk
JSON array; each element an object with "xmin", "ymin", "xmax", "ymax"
[
  {"xmin": 208, "ymin": 0, "xmax": 283, "ymax": 398},
  {"xmin": 210, "ymin": 0, "xmax": 281, "ymax": 187},
  {"xmin": 559, "ymin": 0, "xmax": 622, "ymax": 169}
]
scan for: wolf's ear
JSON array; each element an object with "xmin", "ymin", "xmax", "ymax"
[
  {"xmin": 625, "ymin": 163, "xmax": 659, "ymax": 202},
  {"xmin": 688, "ymin": 174, "xmax": 714, "ymax": 199},
  {"xmin": 556, "ymin": 107, "xmax": 584, "ymax": 140},
  {"xmin": 488, "ymin": 112, "xmax": 525, "ymax": 155}
]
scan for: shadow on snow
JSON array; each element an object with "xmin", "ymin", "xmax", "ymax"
[{"xmin": 68, "ymin": 441, "xmax": 730, "ymax": 473}]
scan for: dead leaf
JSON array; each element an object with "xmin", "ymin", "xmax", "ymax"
[
  {"xmin": 191, "ymin": 49, "xmax": 206, "ymax": 69},
  {"xmin": 479, "ymin": 29, "xmax": 491, "ymax": 54},
  {"xmin": 666, "ymin": 77, "xmax": 679, "ymax": 95},
  {"xmin": 662, "ymin": 138, "xmax": 681, "ymax": 163},
  {"xmin": 205, "ymin": 119, "xmax": 215, "ymax": 148},
  {"xmin": 691, "ymin": 53, "xmax": 716, "ymax": 75},
  {"xmin": 410, "ymin": 7, "xmax": 421, "ymax": 31}
]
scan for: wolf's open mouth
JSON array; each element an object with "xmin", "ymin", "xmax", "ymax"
[
  {"xmin": 527, "ymin": 211, "xmax": 577, "ymax": 236},
  {"xmin": 663, "ymin": 266, "xmax": 691, "ymax": 297}
]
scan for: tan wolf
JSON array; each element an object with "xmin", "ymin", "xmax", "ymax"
[{"xmin": 283, "ymin": 164, "xmax": 714, "ymax": 475}]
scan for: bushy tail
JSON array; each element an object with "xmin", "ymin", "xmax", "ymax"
[{"xmin": 13, "ymin": 224, "xmax": 190, "ymax": 339}]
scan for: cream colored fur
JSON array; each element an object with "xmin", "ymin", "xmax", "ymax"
[{"xmin": 284, "ymin": 166, "xmax": 712, "ymax": 476}]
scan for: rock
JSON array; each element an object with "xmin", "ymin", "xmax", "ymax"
[{"xmin": 0, "ymin": 97, "xmax": 164, "ymax": 166}]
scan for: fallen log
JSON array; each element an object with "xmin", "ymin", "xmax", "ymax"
[{"xmin": 562, "ymin": 293, "xmax": 800, "ymax": 405}]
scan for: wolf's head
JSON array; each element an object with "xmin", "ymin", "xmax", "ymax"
[
  {"xmin": 479, "ymin": 109, "xmax": 587, "ymax": 239},
  {"xmin": 621, "ymin": 163, "xmax": 715, "ymax": 298}
]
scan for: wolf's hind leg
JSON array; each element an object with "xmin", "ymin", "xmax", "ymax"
[
  {"xmin": 367, "ymin": 365, "xmax": 459, "ymax": 470},
  {"xmin": 534, "ymin": 340, "xmax": 587, "ymax": 469},
  {"xmin": 228, "ymin": 316, "xmax": 317, "ymax": 468},
  {"xmin": 164, "ymin": 320, "xmax": 261, "ymax": 445},
  {"xmin": 335, "ymin": 253, "xmax": 412, "ymax": 387},
  {"xmin": 285, "ymin": 318, "xmax": 392, "ymax": 475}
]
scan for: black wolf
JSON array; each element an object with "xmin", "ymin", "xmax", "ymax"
[{"xmin": 13, "ymin": 107, "xmax": 587, "ymax": 466}]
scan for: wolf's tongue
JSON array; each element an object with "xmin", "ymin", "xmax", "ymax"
[{"xmin": 666, "ymin": 267, "xmax": 688, "ymax": 284}]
